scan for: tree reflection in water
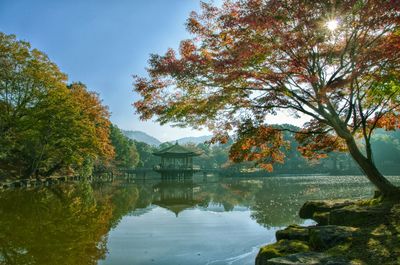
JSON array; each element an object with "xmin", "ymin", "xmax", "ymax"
[
  {"xmin": 0, "ymin": 181, "xmax": 112, "ymax": 265},
  {"xmin": 0, "ymin": 175, "xmax": 378, "ymax": 264}
]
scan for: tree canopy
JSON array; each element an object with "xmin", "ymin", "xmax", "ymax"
[
  {"xmin": 134, "ymin": 0, "xmax": 400, "ymax": 197},
  {"xmin": 0, "ymin": 33, "xmax": 115, "ymax": 179},
  {"xmin": 109, "ymin": 125, "xmax": 139, "ymax": 168}
]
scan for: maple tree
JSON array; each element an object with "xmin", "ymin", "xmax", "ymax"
[{"xmin": 134, "ymin": 0, "xmax": 400, "ymax": 197}]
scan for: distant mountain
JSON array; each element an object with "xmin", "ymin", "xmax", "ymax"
[
  {"xmin": 122, "ymin": 130, "xmax": 213, "ymax": 146},
  {"xmin": 175, "ymin": 135, "xmax": 213, "ymax": 145},
  {"xmin": 122, "ymin": 130, "xmax": 161, "ymax": 146}
]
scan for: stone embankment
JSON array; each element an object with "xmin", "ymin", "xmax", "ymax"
[
  {"xmin": 0, "ymin": 175, "xmax": 95, "ymax": 190},
  {"xmin": 256, "ymin": 198, "xmax": 400, "ymax": 265}
]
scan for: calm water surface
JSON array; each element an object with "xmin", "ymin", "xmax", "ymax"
[{"xmin": 1, "ymin": 175, "xmax": 398, "ymax": 265}]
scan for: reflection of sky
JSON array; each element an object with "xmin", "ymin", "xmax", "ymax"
[
  {"xmin": 100, "ymin": 206, "xmax": 275, "ymax": 265},
  {"xmin": 99, "ymin": 175, "xmax": 392, "ymax": 264},
  {"xmin": 200, "ymin": 203, "xmax": 250, "ymax": 212}
]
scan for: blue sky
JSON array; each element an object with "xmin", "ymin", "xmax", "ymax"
[
  {"xmin": 0, "ymin": 0, "xmax": 303, "ymax": 142},
  {"xmin": 0, "ymin": 0, "xmax": 213, "ymax": 141}
]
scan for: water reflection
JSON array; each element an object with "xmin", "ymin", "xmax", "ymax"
[
  {"xmin": 0, "ymin": 175, "xmax": 394, "ymax": 264},
  {"xmin": 0, "ymin": 182, "xmax": 110, "ymax": 265},
  {"xmin": 152, "ymin": 180, "xmax": 202, "ymax": 217}
]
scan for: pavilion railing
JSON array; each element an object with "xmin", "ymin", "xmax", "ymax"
[{"xmin": 153, "ymin": 165, "xmax": 201, "ymax": 171}]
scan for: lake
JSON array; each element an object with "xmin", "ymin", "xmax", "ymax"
[{"xmin": 1, "ymin": 175, "xmax": 398, "ymax": 265}]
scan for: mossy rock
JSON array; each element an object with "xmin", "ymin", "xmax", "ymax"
[
  {"xmin": 265, "ymin": 252, "xmax": 351, "ymax": 265},
  {"xmin": 263, "ymin": 201, "xmax": 400, "ymax": 265},
  {"xmin": 256, "ymin": 240, "xmax": 310, "ymax": 265},
  {"xmin": 329, "ymin": 204, "xmax": 389, "ymax": 227},
  {"xmin": 312, "ymin": 211, "xmax": 330, "ymax": 225},
  {"xmin": 276, "ymin": 225, "xmax": 311, "ymax": 242},
  {"xmin": 309, "ymin": 225, "xmax": 359, "ymax": 251},
  {"xmin": 299, "ymin": 200, "xmax": 355, "ymax": 220}
]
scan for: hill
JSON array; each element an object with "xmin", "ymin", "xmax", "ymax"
[
  {"xmin": 175, "ymin": 135, "xmax": 213, "ymax": 145},
  {"xmin": 122, "ymin": 130, "xmax": 161, "ymax": 146}
]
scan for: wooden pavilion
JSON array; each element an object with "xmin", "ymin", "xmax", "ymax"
[{"xmin": 153, "ymin": 142, "xmax": 201, "ymax": 179}]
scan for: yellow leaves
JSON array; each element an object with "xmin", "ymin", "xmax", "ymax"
[{"xmin": 68, "ymin": 83, "xmax": 115, "ymax": 163}]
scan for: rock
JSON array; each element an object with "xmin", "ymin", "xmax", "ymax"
[
  {"xmin": 299, "ymin": 199, "xmax": 390, "ymax": 226},
  {"xmin": 265, "ymin": 252, "xmax": 351, "ymax": 265},
  {"xmin": 312, "ymin": 212, "xmax": 330, "ymax": 226},
  {"xmin": 309, "ymin": 225, "xmax": 359, "ymax": 250},
  {"xmin": 276, "ymin": 224, "xmax": 359, "ymax": 251},
  {"xmin": 256, "ymin": 240, "xmax": 310, "ymax": 265},
  {"xmin": 299, "ymin": 200, "xmax": 355, "ymax": 220},
  {"xmin": 328, "ymin": 204, "xmax": 388, "ymax": 227},
  {"xmin": 276, "ymin": 225, "xmax": 310, "ymax": 242}
]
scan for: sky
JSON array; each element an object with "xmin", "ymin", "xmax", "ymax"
[{"xmin": 0, "ymin": 0, "xmax": 305, "ymax": 142}]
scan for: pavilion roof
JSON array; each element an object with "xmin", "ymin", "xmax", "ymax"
[
  {"xmin": 152, "ymin": 200, "xmax": 200, "ymax": 217},
  {"xmin": 153, "ymin": 142, "xmax": 201, "ymax": 157}
]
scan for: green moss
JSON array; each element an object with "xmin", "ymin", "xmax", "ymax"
[
  {"xmin": 356, "ymin": 198, "xmax": 382, "ymax": 207},
  {"xmin": 259, "ymin": 244, "xmax": 281, "ymax": 259},
  {"xmin": 258, "ymin": 239, "xmax": 310, "ymax": 260},
  {"xmin": 275, "ymin": 225, "xmax": 310, "ymax": 241},
  {"xmin": 323, "ymin": 202, "xmax": 400, "ymax": 264},
  {"xmin": 259, "ymin": 200, "xmax": 400, "ymax": 265},
  {"xmin": 326, "ymin": 242, "xmax": 352, "ymax": 255},
  {"xmin": 312, "ymin": 211, "xmax": 330, "ymax": 225}
]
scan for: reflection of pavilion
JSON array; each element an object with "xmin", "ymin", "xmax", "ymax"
[
  {"xmin": 153, "ymin": 142, "xmax": 201, "ymax": 180},
  {"xmin": 152, "ymin": 180, "xmax": 201, "ymax": 216}
]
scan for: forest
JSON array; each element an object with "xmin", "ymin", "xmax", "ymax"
[
  {"xmin": 134, "ymin": 127, "xmax": 400, "ymax": 176},
  {"xmin": 1, "ymin": 31, "xmax": 400, "ymax": 182},
  {"xmin": 0, "ymin": 32, "xmax": 138, "ymax": 180}
]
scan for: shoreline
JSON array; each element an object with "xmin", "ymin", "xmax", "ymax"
[{"xmin": 256, "ymin": 197, "xmax": 400, "ymax": 264}]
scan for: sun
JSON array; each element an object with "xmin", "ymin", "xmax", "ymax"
[{"xmin": 326, "ymin": 19, "xmax": 339, "ymax": 31}]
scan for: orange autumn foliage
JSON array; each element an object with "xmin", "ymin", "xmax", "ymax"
[{"xmin": 134, "ymin": 0, "xmax": 400, "ymax": 195}]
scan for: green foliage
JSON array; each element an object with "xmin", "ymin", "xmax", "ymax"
[
  {"xmin": 134, "ymin": 141, "xmax": 159, "ymax": 168},
  {"xmin": 0, "ymin": 32, "xmax": 114, "ymax": 179},
  {"xmin": 109, "ymin": 125, "xmax": 139, "ymax": 168}
]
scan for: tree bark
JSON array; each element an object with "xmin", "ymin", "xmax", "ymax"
[{"xmin": 345, "ymin": 137, "xmax": 400, "ymax": 199}]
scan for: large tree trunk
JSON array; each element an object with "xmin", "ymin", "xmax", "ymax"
[{"xmin": 345, "ymin": 137, "xmax": 400, "ymax": 199}]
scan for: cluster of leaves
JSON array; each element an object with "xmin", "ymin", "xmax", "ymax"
[
  {"xmin": 230, "ymin": 121, "xmax": 289, "ymax": 172},
  {"xmin": 0, "ymin": 33, "xmax": 115, "ymax": 179},
  {"xmin": 134, "ymin": 0, "xmax": 400, "ymax": 193},
  {"xmin": 295, "ymin": 120, "xmax": 347, "ymax": 160}
]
